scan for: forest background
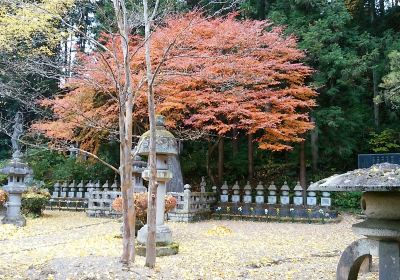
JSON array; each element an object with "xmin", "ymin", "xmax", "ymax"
[{"xmin": 0, "ymin": 0, "xmax": 399, "ymax": 210}]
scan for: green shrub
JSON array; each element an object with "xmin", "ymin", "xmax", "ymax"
[
  {"xmin": 22, "ymin": 189, "xmax": 50, "ymax": 217},
  {"xmin": 332, "ymin": 191, "xmax": 362, "ymax": 211}
]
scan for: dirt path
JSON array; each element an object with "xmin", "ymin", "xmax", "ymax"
[{"xmin": 0, "ymin": 211, "xmax": 378, "ymax": 280}]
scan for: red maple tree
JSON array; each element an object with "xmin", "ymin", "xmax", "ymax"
[{"xmin": 33, "ymin": 13, "xmax": 316, "ymax": 152}]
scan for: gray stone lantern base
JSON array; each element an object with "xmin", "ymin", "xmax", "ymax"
[
  {"xmin": 336, "ymin": 192, "xmax": 400, "ymax": 280},
  {"xmin": 1, "ymin": 187, "xmax": 26, "ymax": 227}
]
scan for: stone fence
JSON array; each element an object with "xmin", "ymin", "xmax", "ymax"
[
  {"xmin": 48, "ymin": 180, "xmax": 123, "ymax": 215},
  {"xmin": 218, "ymin": 180, "xmax": 331, "ymax": 207},
  {"xmin": 47, "ymin": 179, "xmax": 337, "ymax": 221},
  {"xmin": 167, "ymin": 184, "xmax": 217, "ymax": 222}
]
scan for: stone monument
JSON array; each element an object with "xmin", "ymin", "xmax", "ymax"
[
  {"xmin": 1, "ymin": 112, "xmax": 32, "ymax": 227},
  {"xmin": 309, "ymin": 163, "xmax": 400, "ymax": 280},
  {"xmin": 135, "ymin": 115, "xmax": 179, "ymax": 256}
]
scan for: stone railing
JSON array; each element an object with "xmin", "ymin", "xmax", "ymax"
[
  {"xmin": 48, "ymin": 180, "xmax": 124, "ymax": 216},
  {"xmin": 218, "ymin": 180, "xmax": 331, "ymax": 207},
  {"xmin": 214, "ymin": 180, "xmax": 337, "ymax": 221},
  {"xmin": 167, "ymin": 184, "xmax": 218, "ymax": 222}
]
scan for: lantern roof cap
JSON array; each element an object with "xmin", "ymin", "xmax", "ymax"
[
  {"xmin": 0, "ymin": 151, "xmax": 32, "ymax": 176},
  {"xmin": 309, "ymin": 163, "xmax": 400, "ymax": 192},
  {"xmin": 135, "ymin": 115, "xmax": 178, "ymax": 156}
]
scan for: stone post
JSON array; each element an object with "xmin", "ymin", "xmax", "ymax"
[
  {"xmin": 52, "ymin": 182, "xmax": 60, "ymax": 198},
  {"xmin": 61, "ymin": 182, "xmax": 68, "ymax": 197},
  {"xmin": 84, "ymin": 181, "xmax": 94, "ymax": 198},
  {"xmin": 220, "ymin": 181, "xmax": 229, "ymax": 202},
  {"xmin": 255, "ymin": 181, "xmax": 264, "ymax": 204},
  {"xmin": 293, "ymin": 181, "xmax": 304, "ymax": 206},
  {"xmin": 243, "ymin": 181, "xmax": 252, "ymax": 203},
  {"xmin": 280, "ymin": 181, "xmax": 290, "ymax": 205},
  {"xmin": 183, "ymin": 184, "xmax": 191, "ymax": 213},
  {"xmin": 212, "ymin": 186, "xmax": 217, "ymax": 194},
  {"xmin": 68, "ymin": 181, "xmax": 76, "ymax": 198},
  {"xmin": 267, "ymin": 182, "xmax": 277, "ymax": 204},
  {"xmin": 231, "ymin": 181, "xmax": 240, "ymax": 203},
  {"xmin": 76, "ymin": 180, "xmax": 84, "ymax": 198}
]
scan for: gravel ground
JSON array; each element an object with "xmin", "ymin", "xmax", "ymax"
[{"xmin": 0, "ymin": 211, "xmax": 378, "ymax": 280}]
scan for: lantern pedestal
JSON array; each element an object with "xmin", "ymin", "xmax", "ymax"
[{"xmin": 2, "ymin": 186, "xmax": 26, "ymax": 227}]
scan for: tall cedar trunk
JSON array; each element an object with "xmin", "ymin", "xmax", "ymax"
[
  {"xmin": 373, "ymin": 68, "xmax": 380, "ymax": 127},
  {"xmin": 218, "ymin": 137, "xmax": 224, "ymax": 185},
  {"xmin": 379, "ymin": 0, "xmax": 385, "ymax": 16},
  {"xmin": 257, "ymin": 0, "xmax": 266, "ymax": 19},
  {"xmin": 299, "ymin": 141, "xmax": 307, "ymax": 201},
  {"xmin": 232, "ymin": 129, "xmax": 238, "ymax": 158},
  {"xmin": 310, "ymin": 117, "xmax": 318, "ymax": 173},
  {"xmin": 113, "ymin": 0, "xmax": 135, "ymax": 264},
  {"xmin": 143, "ymin": 0, "xmax": 158, "ymax": 268},
  {"xmin": 207, "ymin": 141, "xmax": 218, "ymax": 185},
  {"xmin": 248, "ymin": 134, "xmax": 254, "ymax": 180}
]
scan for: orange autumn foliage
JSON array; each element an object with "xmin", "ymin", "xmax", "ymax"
[{"xmin": 33, "ymin": 13, "xmax": 316, "ymax": 152}]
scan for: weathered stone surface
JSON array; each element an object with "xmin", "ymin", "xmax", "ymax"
[
  {"xmin": 361, "ymin": 192, "xmax": 400, "ymax": 220},
  {"xmin": 352, "ymin": 219, "xmax": 400, "ymax": 241},
  {"xmin": 336, "ymin": 239, "xmax": 378, "ymax": 280},
  {"xmin": 136, "ymin": 242, "xmax": 179, "ymax": 257},
  {"xmin": 137, "ymin": 223, "xmax": 173, "ymax": 245},
  {"xmin": 378, "ymin": 241, "xmax": 400, "ymax": 280},
  {"xmin": 309, "ymin": 163, "xmax": 400, "ymax": 192}
]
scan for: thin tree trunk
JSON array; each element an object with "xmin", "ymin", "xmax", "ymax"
[
  {"xmin": 232, "ymin": 128, "xmax": 238, "ymax": 158},
  {"xmin": 143, "ymin": 0, "xmax": 158, "ymax": 268},
  {"xmin": 248, "ymin": 134, "xmax": 254, "ymax": 180},
  {"xmin": 112, "ymin": 0, "xmax": 135, "ymax": 264},
  {"xmin": 299, "ymin": 141, "xmax": 306, "ymax": 192},
  {"xmin": 310, "ymin": 117, "xmax": 318, "ymax": 173},
  {"xmin": 218, "ymin": 137, "xmax": 224, "ymax": 185}
]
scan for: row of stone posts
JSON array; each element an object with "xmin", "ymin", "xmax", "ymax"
[{"xmin": 220, "ymin": 181, "xmax": 331, "ymax": 207}]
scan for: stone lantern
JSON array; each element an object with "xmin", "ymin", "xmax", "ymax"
[
  {"xmin": 220, "ymin": 181, "xmax": 229, "ymax": 202},
  {"xmin": 243, "ymin": 181, "xmax": 252, "ymax": 203},
  {"xmin": 280, "ymin": 181, "xmax": 290, "ymax": 205},
  {"xmin": 132, "ymin": 155, "xmax": 147, "ymax": 193},
  {"xmin": 293, "ymin": 181, "xmax": 304, "ymax": 206},
  {"xmin": 0, "ymin": 151, "xmax": 32, "ymax": 227},
  {"xmin": 255, "ymin": 182, "xmax": 265, "ymax": 204},
  {"xmin": 231, "ymin": 181, "xmax": 241, "ymax": 203},
  {"xmin": 136, "ymin": 115, "xmax": 178, "ymax": 247},
  {"xmin": 309, "ymin": 163, "xmax": 400, "ymax": 280},
  {"xmin": 267, "ymin": 182, "xmax": 277, "ymax": 204}
]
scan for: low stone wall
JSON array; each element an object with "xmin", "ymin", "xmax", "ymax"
[{"xmin": 167, "ymin": 185, "xmax": 218, "ymax": 222}]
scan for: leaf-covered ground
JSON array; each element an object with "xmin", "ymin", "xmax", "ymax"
[{"xmin": 0, "ymin": 211, "xmax": 378, "ymax": 280}]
